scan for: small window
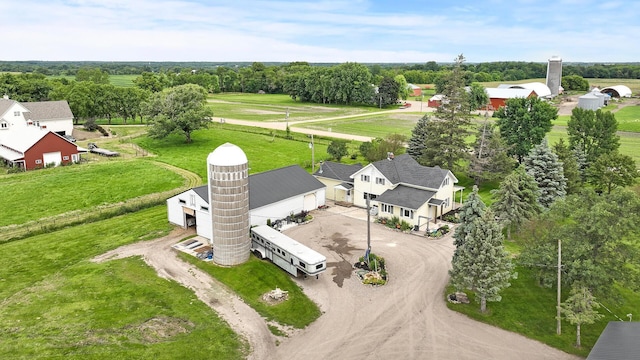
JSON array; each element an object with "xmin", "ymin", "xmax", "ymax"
[
  {"xmin": 361, "ymin": 174, "xmax": 370, "ymax": 182},
  {"xmin": 363, "ymin": 192, "xmax": 377, "ymax": 200},
  {"xmin": 401, "ymin": 208, "xmax": 414, "ymax": 219},
  {"xmin": 0, "ymin": 122, "xmax": 7, "ymax": 129},
  {"xmin": 178, "ymin": 199, "xmax": 186, "ymax": 204},
  {"xmin": 189, "ymin": 194, "xmax": 196, "ymax": 206},
  {"xmin": 14, "ymin": 111, "xmax": 20, "ymax": 116},
  {"xmin": 382, "ymin": 204, "xmax": 393, "ymax": 213},
  {"xmin": 376, "ymin": 177, "xmax": 385, "ymax": 185},
  {"xmin": 63, "ymin": 156, "xmax": 69, "ymax": 161},
  {"xmin": 316, "ymin": 264, "xmax": 324, "ymax": 270},
  {"xmin": 299, "ymin": 262, "xmax": 306, "ymax": 269},
  {"xmin": 201, "ymin": 206, "xmax": 209, "ymax": 211},
  {"xmin": 443, "ymin": 178, "xmax": 449, "ymax": 186},
  {"xmin": 35, "ymin": 159, "xmax": 42, "ymax": 164}
]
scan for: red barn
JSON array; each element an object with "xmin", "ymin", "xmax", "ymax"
[
  {"xmin": 485, "ymin": 88, "xmax": 537, "ymax": 110},
  {"xmin": 0, "ymin": 128, "xmax": 80, "ymax": 170}
]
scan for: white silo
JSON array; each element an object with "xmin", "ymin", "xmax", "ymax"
[
  {"xmin": 546, "ymin": 56, "xmax": 563, "ymax": 97},
  {"xmin": 207, "ymin": 142, "xmax": 250, "ymax": 266}
]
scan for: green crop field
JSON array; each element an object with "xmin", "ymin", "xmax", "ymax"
[
  {"xmin": 135, "ymin": 123, "xmax": 333, "ymax": 179},
  {"xmin": 0, "ymin": 160, "xmax": 184, "ymax": 227},
  {"xmin": 0, "ymin": 207, "xmax": 247, "ymax": 360}
]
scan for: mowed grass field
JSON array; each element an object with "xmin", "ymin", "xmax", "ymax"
[
  {"xmin": 0, "ymin": 207, "xmax": 247, "ymax": 360},
  {"xmin": 296, "ymin": 112, "xmax": 422, "ymax": 138},
  {"xmin": 135, "ymin": 123, "xmax": 333, "ymax": 179},
  {"xmin": 207, "ymin": 93, "xmax": 383, "ymax": 122},
  {"xmin": 0, "ymin": 160, "xmax": 184, "ymax": 227}
]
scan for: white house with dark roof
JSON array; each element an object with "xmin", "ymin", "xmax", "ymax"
[
  {"xmin": 167, "ymin": 165, "xmax": 326, "ymax": 240},
  {"xmin": 350, "ymin": 154, "xmax": 463, "ymax": 227},
  {"xmin": 313, "ymin": 161, "xmax": 363, "ymax": 203}
]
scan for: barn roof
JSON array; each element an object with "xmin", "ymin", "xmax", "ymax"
[
  {"xmin": 486, "ymin": 88, "xmax": 535, "ymax": 99},
  {"xmin": 601, "ymin": 85, "xmax": 632, "ymax": 98},
  {"xmin": 187, "ymin": 165, "xmax": 326, "ymax": 210},
  {"xmin": 313, "ymin": 161, "xmax": 362, "ymax": 182},
  {"xmin": 587, "ymin": 322, "xmax": 640, "ymax": 360}
]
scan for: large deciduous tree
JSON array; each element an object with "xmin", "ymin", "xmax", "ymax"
[
  {"xmin": 587, "ymin": 151, "xmax": 638, "ymax": 194},
  {"xmin": 519, "ymin": 188, "xmax": 640, "ymax": 299},
  {"xmin": 523, "ymin": 140, "xmax": 567, "ymax": 209},
  {"xmin": 376, "ymin": 76, "xmax": 400, "ymax": 108},
  {"xmin": 495, "ymin": 97, "xmax": 557, "ymax": 163},
  {"xmin": 144, "ymin": 84, "xmax": 213, "ymax": 143},
  {"xmin": 359, "ymin": 134, "xmax": 407, "ymax": 162},
  {"xmin": 327, "ymin": 140, "xmax": 348, "ymax": 162},
  {"xmin": 567, "ymin": 108, "xmax": 620, "ymax": 164},
  {"xmin": 552, "ymin": 139, "xmax": 582, "ymax": 194},
  {"xmin": 491, "ymin": 166, "xmax": 541, "ymax": 239},
  {"xmin": 420, "ymin": 54, "xmax": 472, "ymax": 170},
  {"xmin": 450, "ymin": 209, "xmax": 516, "ymax": 313}
]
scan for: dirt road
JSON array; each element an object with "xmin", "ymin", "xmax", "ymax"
[
  {"xmin": 92, "ymin": 208, "xmax": 579, "ymax": 359},
  {"xmin": 91, "ymin": 228, "xmax": 275, "ymax": 360}
]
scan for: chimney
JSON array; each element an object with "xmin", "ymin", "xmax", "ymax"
[
  {"xmin": 387, "ymin": 152, "xmax": 394, "ymax": 160},
  {"xmin": 318, "ymin": 161, "xmax": 323, "ymax": 174}
]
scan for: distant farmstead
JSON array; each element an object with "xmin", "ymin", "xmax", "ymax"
[{"xmin": 0, "ymin": 96, "xmax": 80, "ymax": 170}]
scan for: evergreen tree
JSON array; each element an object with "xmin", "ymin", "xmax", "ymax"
[
  {"xmin": 468, "ymin": 121, "xmax": 516, "ymax": 185},
  {"xmin": 491, "ymin": 166, "xmax": 541, "ymax": 239},
  {"xmin": 567, "ymin": 108, "xmax": 620, "ymax": 163},
  {"xmin": 420, "ymin": 54, "xmax": 472, "ymax": 170},
  {"xmin": 450, "ymin": 209, "xmax": 516, "ymax": 313},
  {"xmin": 552, "ymin": 138, "xmax": 582, "ymax": 194},
  {"xmin": 407, "ymin": 114, "xmax": 430, "ymax": 161},
  {"xmin": 452, "ymin": 185, "xmax": 486, "ymax": 250},
  {"xmin": 559, "ymin": 286, "xmax": 604, "ymax": 348},
  {"xmin": 523, "ymin": 140, "xmax": 567, "ymax": 209}
]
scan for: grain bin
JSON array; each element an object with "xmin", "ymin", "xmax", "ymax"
[{"xmin": 207, "ymin": 143, "xmax": 250, "ymax": 266}]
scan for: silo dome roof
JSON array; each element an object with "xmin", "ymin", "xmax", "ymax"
[{"xmin": 207, "ymin": 142, "xmax": 248, "ymax": 166}]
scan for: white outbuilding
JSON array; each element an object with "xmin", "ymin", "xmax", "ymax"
[
  {"xmin": 601, "ymin": 85, "xmax": 632, "ymax": 98},
  {"xmin": 577, "ymin": 93, "xmax": 600, "ymax": 111},
  {"xmin": 167, "ymin": 164, "xmax": 326, "ymax": 241}
]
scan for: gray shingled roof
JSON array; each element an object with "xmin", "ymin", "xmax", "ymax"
[
  {"xmin": 371, "ymin": 154, "xmax": 450, "ymax": 189},
  {"xmin": 22, "ymin": 100, "xmax": 74, "ymax": 120},
  {"xmin": 376, "ymin": 185, "xmax": 436, "ymax": 210},
  {"xmin": 188, "ymin": 165, "xmax": 325, "ymax": 210},
  {"xmin": 587, "ymin": 322, "xmax": 640, "ymax": 360},
  {"xmin": 314, "ymin": 161, "xmax": 362, "ymax": 182}
]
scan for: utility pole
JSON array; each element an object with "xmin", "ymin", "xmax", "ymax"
[
  {"xmin": 309, "ymin": 134, "xmax": 315, "ymax": 172},
  {"xmin": 557, "ymin": 238, "xmax": 562, "ymax": 335},
  {"xmin": 366, "ymin": 193, "xmax": 371, "ymax": 266}
]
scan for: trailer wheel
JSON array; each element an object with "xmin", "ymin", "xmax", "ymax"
[{"xmin": 253, "ymin": 249, "xmax": 263, "ymax": 259}]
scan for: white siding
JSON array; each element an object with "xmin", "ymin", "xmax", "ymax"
[{"xmin": 352, "ymin": 165, "xmax": 392, "ymax": 208}]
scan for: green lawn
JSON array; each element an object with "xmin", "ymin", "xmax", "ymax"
[
  {"xmin": 134, "ymin": 123, "xmax": 334, "ymax": 179},
  {"xmin": 296, "ymin": 112, "xmax": 421, "ymax": 139},
  {"xmin": 48, "ymin": 74, "xmax": 138, "ymax": 88},
  {"xmin": 447, "ymin": 267, "xmax": 640, "ymax": 357},
  {"xmin": 0, "ymin": 160, "xmax": 184, "ymax": 227},
  {"xmin": 0, "ymin": 207, "xmax": 247, "ymax": 360},
  {"xmin": 546, "ymin": 126, "xmax": 640, "ymax": 166},
  {"xmin": 182, "ymin": 254, "xmax": 321, "ymax": 328}
]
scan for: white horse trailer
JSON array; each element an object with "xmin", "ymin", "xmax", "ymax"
[{"xmin": 250, "ymin": 225, "xmax": 326, "ymax": 278}]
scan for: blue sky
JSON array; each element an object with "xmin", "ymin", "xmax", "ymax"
[{"xmin": 4, "ymin": 0, "xmax": 639, "ymax": 63}]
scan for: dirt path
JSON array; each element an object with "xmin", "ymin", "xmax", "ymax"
[{"xmin": 91, "ymin": 228, "xmax": 275, "ymax": 360}]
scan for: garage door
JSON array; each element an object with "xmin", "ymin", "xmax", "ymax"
[
  {"xmin": 303, "ymin": 193, "xmax": 316, "ymax": 211},
  {"xmin": 43, "ymin": 151, "xmax": 62, "ymax": 167}
]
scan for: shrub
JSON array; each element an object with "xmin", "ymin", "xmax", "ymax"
[{"xmin": 83, "ymin": 118, "xmax": 98, "ymax": 131}]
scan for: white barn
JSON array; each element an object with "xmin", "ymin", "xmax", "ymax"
[{"xmin": 167, "ymin": 165, "xmax": 326, "ymax": 241}]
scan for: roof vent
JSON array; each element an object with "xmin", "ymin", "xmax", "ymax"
[{"xmin": 318, "ymin": 161, "xmax": 323, "ymax": 173}]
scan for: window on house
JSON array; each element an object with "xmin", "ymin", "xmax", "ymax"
[
  {"xmin": 376, "ymin": 177, "xmax": 385, "ymax": 185},
  {"xmin": 189, "ymin": 194, "xmax": 196, "ymax": 206},
  {"xmin": 178, "ymin": 199, "xmax": 186, "ymax": 204},
  {"xmin": 445, "ymin": 197, "xmax": 450, "ymax": 207},
  {"xmin": 201, "ymin": 206, "xmax": 209, "ymax": 211},
  {"xmin": 63, "ymin": 156, "xmax": 69, "ymax": 161},
  {"xmin": 401, "ymin": 208, "xmax": 414, "ymax": 219},
  {"xmin": 35, "ymin": 159, "xmax": 42, "ymax": 164},
  {"xmin": 381, "ymin": 204, "xmax": 394, "ymax": 213},
  {"xmin": 361, "ymin": 174, "xmax": 370, "ymax": 182},
  {"xmin": 443, "ymin": 177, "xmax": 449, "ymax": 186},
  {"xmin": 363, "ymin": 192, "xmax": 377, "ymax": 200},
  {"xmin": 0, "ymin": 122, "xmax": 7, "ymax": 129},
  {"xmin": 14, "ymin": 111, "xmax": 20, "ymax": 116},
  {"xmin": 71, "ymin": 154, "xmax": 78, "ymax": 162}
]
